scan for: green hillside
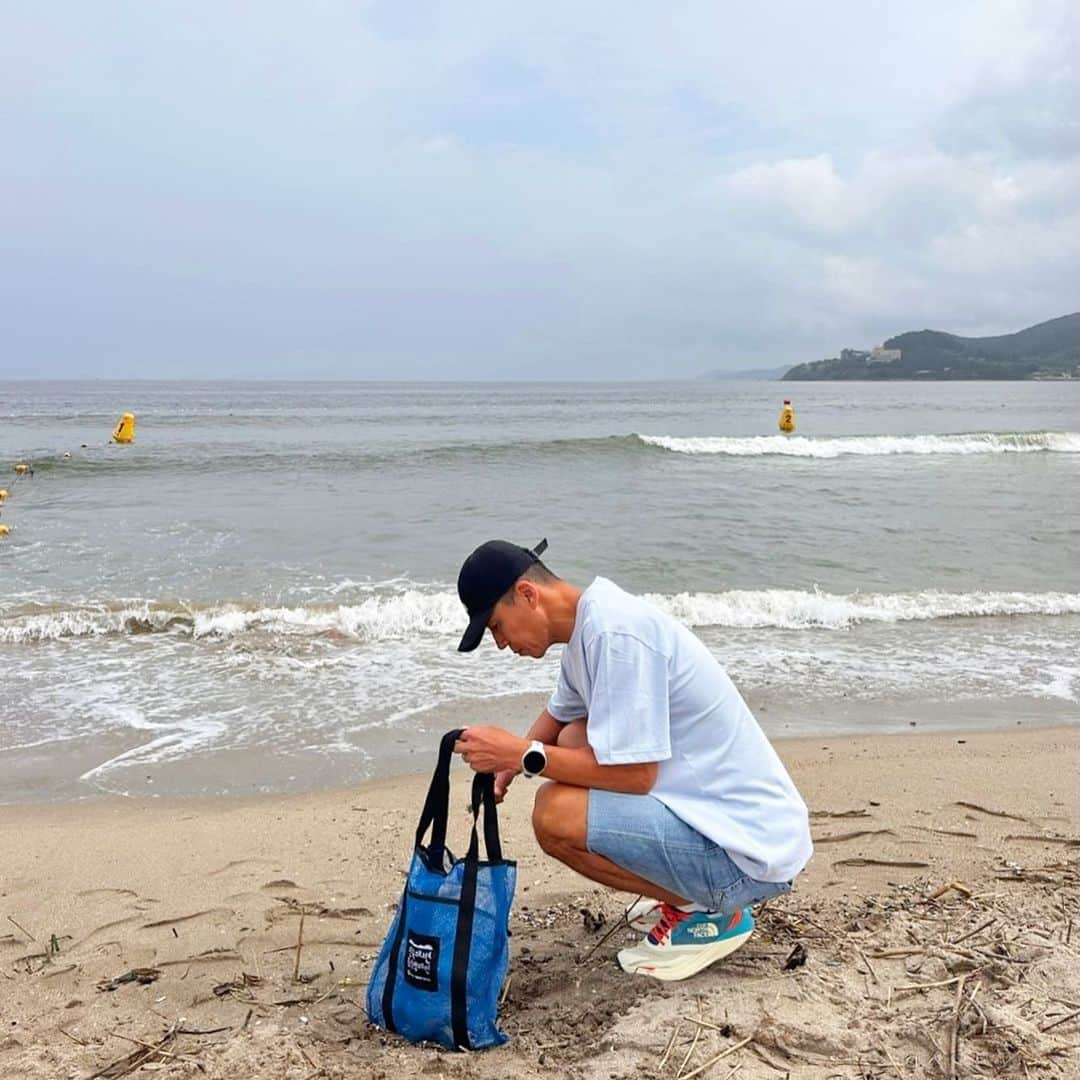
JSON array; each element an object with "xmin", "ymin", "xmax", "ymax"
[{"xmin": 784, "ymin": 313, "xmax": 1080, "ymax": 380}]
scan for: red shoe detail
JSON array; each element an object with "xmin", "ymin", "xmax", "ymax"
[
  {"xmin": 724, "ymin": 910, "xmax": 743, "ymax": 932},
  {"xmin": 646, "ymin": 903, "xmax": 693, "ymax": 946}
]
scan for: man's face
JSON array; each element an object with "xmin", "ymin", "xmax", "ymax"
[{"xmin": 487, "ymin": 589, "xmax": 549, "ymax": 658}]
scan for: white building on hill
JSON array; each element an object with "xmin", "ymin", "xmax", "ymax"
[{"xmin": 869, "ymin": 346, "xmax": 902, "ymax": 364}]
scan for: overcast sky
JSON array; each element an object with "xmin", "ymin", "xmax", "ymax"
[{"xmin": 2, "ymin": 2, "xmax": 1078, "ymax": 379}]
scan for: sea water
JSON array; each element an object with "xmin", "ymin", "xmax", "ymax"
[{"xmin": 1, "ymin": 380, "xmax": 1078, "ymax": 801}]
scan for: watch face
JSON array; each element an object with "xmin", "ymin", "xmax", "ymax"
[{"xmin": 523, "ymin": 749, "xmax": 546, "ymax": 775}]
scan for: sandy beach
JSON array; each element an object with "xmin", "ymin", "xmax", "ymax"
[{"xmin": 2, "ymin": 724, "xmax": 1079, "ymax": 1079}]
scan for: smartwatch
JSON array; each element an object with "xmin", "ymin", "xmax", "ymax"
[{"xmin": 521, "ymin": 739, "xmax": 548, "ymax": 778}]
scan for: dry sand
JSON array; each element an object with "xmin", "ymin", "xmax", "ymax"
[{"xmin": 2, "ymin": 724, "xmax": 1079, "ymax": 1078}]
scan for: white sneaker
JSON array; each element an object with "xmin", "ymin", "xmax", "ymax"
[
  {"xmin": 624, "ymin": 898, "xmax": 664, "ymax": 932},
  {"xmin": 617, "ymin": 903, "xmax": 754, "ymax": 982}
]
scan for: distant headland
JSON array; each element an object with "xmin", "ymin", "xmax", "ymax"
[{"xmin": 783, "ymin": 313, "xmax": 1080, "ymax": 381}]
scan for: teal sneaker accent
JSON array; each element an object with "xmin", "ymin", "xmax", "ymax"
[{"xmin": 669, "ymin": 906, "xmax": 754, "ymax": 947}]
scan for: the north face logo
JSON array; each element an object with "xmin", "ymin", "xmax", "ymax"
[{"xmin": 685, "ymin": 923, "xmax": 720, "ymax": 939}]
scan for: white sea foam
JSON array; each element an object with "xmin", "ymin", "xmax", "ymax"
[
  {"xmin": 0, "ymin": 604, "xmax": 191, "ymax": 643},
  {"xmin": 79, "ymin": 715, "xmax": 231, "ymax": 782},
  {"xmin": 646, "ymin": 587, "xmax": 1080, "ymax": 630},
  {"xmin": 3, "ymin": 586, "xmax": 1080, "ymax": 644},
  {"xmin": 636, "ymin": 431, "xmax": 1080, "ymax": 457},
  {"xmin": 190, "ymin": 590, "xmax": 463, "ymax": 639},
  {"xmin": 7, "ymin": 593, "xmax": 1077, "ymax": 800},
  {"xmin": 1038, "ymin": 665, "xmax": 1080, "ymax": 702}
]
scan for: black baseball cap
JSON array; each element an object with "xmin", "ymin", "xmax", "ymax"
[{"xmin": 456, "ymin": 538, "xmax": 549, "ymax": 652}]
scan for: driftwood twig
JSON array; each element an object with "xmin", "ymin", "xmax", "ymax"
[
  {"xmin": 658, "ymin": 1022, "xmax": 683, "ymax": 1070},
  {"xmin": 814, "ymin": 829, "xmax": 896, "ymax": 845},
  {"xmin": 834, "ymin": 858, "xmax": 929, "ymax": 869},
  {"xmin": 293, "ymin": 911, "xmax": 306, "ymax": 982},
  {"xmin": 6, "ymin": 915, "xmax": 35, "ymax": 941},
  {"xmin": 679, "ymin": 1035, "xmax": 753, "ymax": 1080},
  {"xmin": 955, "ymin": 801, "xmax": 1028, "ymax": 823}
]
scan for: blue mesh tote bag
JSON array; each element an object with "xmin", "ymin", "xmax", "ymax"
[{"xmin": 366, "ymin": 728, "xmax": 517, "ymax": 1050}]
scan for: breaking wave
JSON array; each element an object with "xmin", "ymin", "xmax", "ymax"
[
  {"xmin": 4, "ymin": 587, "xmax": 1080, "ymax": 644},
  {"xmin": 635, "ymin": 431, "xmax": 1080, "ymax": 457},
  {"xmin": 12, "ymin": 430, "xmax": 1079, "ymax": 479}
]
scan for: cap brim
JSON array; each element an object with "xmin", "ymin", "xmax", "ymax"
[{"xmin": 457, "ymin": 607, "xmax": 492, "ymax": 653}]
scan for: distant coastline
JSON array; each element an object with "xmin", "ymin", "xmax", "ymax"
[
  {"xmin": 698, "ymin": 364, "xmax": 791, "ymax": 381},
  {"xmin": 783, "ymin": 312, "xmax": 1080, "ymax": 380}
]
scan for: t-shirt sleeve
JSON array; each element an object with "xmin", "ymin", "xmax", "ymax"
[
  {"xmin": 585, "ymin": 632, "xmax": 671, "ymax": 765},
  {"xmin": 547, "ymin": 665, "xmax": 586, "ymax": 722}
]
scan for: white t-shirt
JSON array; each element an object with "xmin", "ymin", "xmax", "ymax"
[{"xmin": 547, "ymin": 577, "xmax": 812, "ymax": 883}]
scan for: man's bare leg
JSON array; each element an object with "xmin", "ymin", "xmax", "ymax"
[{"xmin": 532, "ymin": 721, "xmax": 689, "ymax": 906}]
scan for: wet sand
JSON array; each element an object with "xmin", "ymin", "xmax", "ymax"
[{"xmin": 5, "ymin": 687, "xmax": 1077, "ymax": 805}]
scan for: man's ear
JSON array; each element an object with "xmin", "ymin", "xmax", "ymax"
[{"xmin": 517, "ymin": 579, "xmax": 539, "ymax": 608}]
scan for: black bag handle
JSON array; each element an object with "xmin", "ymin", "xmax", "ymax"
[
  {"xmin": 415, "ymin": 729, "xmax": 506, "ymax": 868},
  {"xmin": 453, "ymin": 771, "xmax": 503, "ymax": 1051},
  {"xmin": 466, "ymin": 772, "xmax": 503, "ymax": 865},
  {"xmin": 414, "ymin": 728, "xmax": 463, "ymax": 863}
]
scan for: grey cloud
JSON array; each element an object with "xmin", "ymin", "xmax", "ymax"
[
  {"xmin": 1, "ymin": 2, "xmax": 1078, "ymax": 377},
  {"xmin": 935, "ymin": 5, "xmax": 1080, "ymax": 161}
]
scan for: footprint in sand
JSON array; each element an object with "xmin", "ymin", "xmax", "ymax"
[
  {"xmin": 207, "ymin": 858, "xmax": 274, "ymax": 877},
  {"xmin": 141, "ymin": 908, "xmax": 234, "ymax": 929}
]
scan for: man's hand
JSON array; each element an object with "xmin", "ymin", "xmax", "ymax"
[
  {"xmin": 454, "ymin": 727, "xmax": 528, "ymax": 775},
  {"xmin": 493, "ymin": 769, "xmax": 517, "ymax": 804}
]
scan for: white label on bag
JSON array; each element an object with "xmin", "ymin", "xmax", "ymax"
[{"xmin": 405, "ymin": 931, "xmax": 440, "ymax": 991}]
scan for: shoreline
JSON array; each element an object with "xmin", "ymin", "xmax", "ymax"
[
  {"xmin": 1, "ymin": 716, "xmax": 1077, "ymax": 819},
  {"xmin": 4, "ymin": 689, "xmax": 1077, "ymax": 808},
  {"xmin": 2, "ymin": 723, "xmax": 1078, "ymax": 1078}
]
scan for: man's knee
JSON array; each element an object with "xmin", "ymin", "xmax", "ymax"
[{"xmin": 532, "ymin": 781, "xmax": 586, "ymax": 856}]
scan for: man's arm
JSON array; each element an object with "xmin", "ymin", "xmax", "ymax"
[
  {"xmin": 540, "ymin": 742, "xmax": 657, "ymax": 795},
  {"xmin": 525, "ymin": 708, "xmax": 566, "ymax": 746},
  {"xmin": 490, "ymin": 709, "xmax": 564, "ymax": 802},
  {"xmin": 457, "ymin": 726, "xmax": 657, "ymax": 796}
]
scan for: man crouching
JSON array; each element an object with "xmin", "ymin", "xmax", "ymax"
[{"xmin": 453, "ymin": 538, "xmax": 812, "ymax": 982}]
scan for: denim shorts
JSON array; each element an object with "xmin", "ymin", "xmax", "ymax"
[{"xmin": 586, "ymin": 789, "xmax": 793, "ymax": 914}]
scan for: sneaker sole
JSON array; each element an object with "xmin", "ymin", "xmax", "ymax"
[{"xmin": 617, "ymin": 927, "xmax": 754, "ymax": 981}]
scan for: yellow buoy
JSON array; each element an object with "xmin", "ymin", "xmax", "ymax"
[
  {"xmin": 0, "ymin": 489, "xmax": 7, "ymax": 503},
  {"xmin": 112, "ymin": 413, "xmax": 136, "ymax": 444},
  {"xmin": 778, "ymin": 399, "xmax": 796, "ymax": 434},
  {"xmin": 0, "ymin": 523, "xmax": 10, "ymax": 537},
  {"xmin": 14, "ymin": 463, "xmax": 29, "ymax": 475}
]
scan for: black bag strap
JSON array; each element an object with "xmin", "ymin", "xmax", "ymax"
[
  {"xmin": 414, "ymin": 728, "xmax": 463, "ymax": 862},
  {"xmin": 381, "ymin": 888, "xmax": 408, "ymax": 1034},
  {"xmin": 416, "ymin": 729, "xmax": 508, "ymax": 867},
  {"xmin": 450, "ymin": 772, "xmax": 496, "ymax": 1050},
  {"xmin": 467, "ymin": 772, "xmax": 503, "ymax": 864}
]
